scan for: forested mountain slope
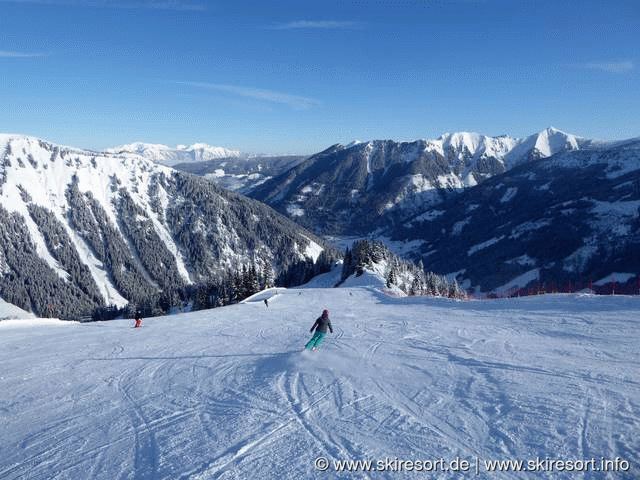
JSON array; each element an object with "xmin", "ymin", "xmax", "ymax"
[{"xmin": 0, "ymin": 135, "xmax": 328, "ymax": 318}]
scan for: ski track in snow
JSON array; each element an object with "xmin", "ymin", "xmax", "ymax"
[{"xmin": 1, "ymin": 288, "xmax": 639, "ymax": 479}]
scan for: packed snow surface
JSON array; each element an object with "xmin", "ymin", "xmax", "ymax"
[{"xmin": 1, "ymin": 288, "xmax": 639, "ymax": 479}]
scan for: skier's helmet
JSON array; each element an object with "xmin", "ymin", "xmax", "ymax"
[{"xmin": 322, "ymin": 309, "xmax": 329, "ymax": 316}]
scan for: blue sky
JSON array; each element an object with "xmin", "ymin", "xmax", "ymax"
[{"xmin": 0, "ymin": 0, "xmax": 638, "ymax": 154}]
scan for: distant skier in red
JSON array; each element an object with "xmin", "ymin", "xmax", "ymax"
[
  {"xmin": 134, "ymin": 310, "xmax": 142, "ymax": 328},
  {"xmin": 305, "ymin": 309, "xmax": 333, "ymax": 351}
]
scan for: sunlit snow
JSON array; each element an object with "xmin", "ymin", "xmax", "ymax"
[{"xmin": 1, "ymin": 286, "xmax": 638, "ymax": 479}]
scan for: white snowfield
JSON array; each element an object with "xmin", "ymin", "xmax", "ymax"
[{"xmin": 1, "ymin": 288, "xmax": 639, "ymax": 480}]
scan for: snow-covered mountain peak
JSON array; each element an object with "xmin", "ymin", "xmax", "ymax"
[
  {"xmin": 542, "ymin": 126, "xmax": 564, "ymax": 135},
  {"xmin": 445, "ymin": 131, "xmax": 483, "ymax": 150},
  {"xmin": 436, "ymin": 131, "xmax": 482, "ymax": 148},
  {"xmin": 501, "ymin": 127, "xmax": 589, "ymax": 167},
  {"xmin": 534, "ymin": 126, "xmax": 581, "ymax": 156}
]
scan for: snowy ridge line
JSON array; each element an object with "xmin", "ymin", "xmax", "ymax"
[
  {"xmin": 334, "ymin": 127, "xmax": 600, "ymax": 164},
  {"xmin": 107, "ymin": 142, "xmax": 241, "ymax": 167},
  {"xmin": 249, "ymin": 126, "xmax": 626, "ymax": 243}
]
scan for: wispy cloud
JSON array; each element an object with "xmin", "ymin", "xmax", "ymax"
[
  {"xmin": 178, "ymin": 82, "xmax": 320, "ymax": 110},
  {"xmin": 270, "ymin": 20, "xmax": 364, "ymax": 30},
  {"xmin": 580, "ymin": 60, "xmax": 634, "ymax": 74},
  {"xmin": 0, "ymin": 0, "xmax": 206, "ymax": 10},
  {"xmin": 0, "ymin": 50, "xmax": 46, "ymax": 58}
]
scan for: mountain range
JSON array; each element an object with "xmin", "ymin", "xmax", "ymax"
[
  {"xmin": 107, "ymin": 142, "xmax": 242, "ymax": 166},
  {"xmin": 109, "ymin": 142, "xmax": 306, "ymax": 193},
  {"xmin": 387, "ymin": 137, "xmax": 640, "ymax": 293},
  {"xmin": 248, "ymin": 127, "xmax": 601, "ymax": 235}
]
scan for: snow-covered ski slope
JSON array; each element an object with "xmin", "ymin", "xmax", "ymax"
[{"xmin": 1, "ymin": 288, "xmax": 638, "ymax": 479}]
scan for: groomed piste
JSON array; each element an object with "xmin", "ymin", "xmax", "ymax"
[{"xmin": 1, "ymin": 286, "xmax": 638, "ymax": 479}]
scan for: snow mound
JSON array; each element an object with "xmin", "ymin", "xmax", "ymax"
[
  {"xmin": 0, "ymin": 298, "xmax": 36, "ymax": 321},
  {"xmin": 338, "ymin": 269, "xmax": 405, "ymax": 296},
  {"xmin": 241, "ymin": 287, "xmax": 283, "ymax": 303},
  {"xmin": 299, "ymin": 263, "xmax": 343, "ymax": 288},
  {"xmin": 0, "ymin": 317, "xmax": 71, "ymax": 328},
  {"xmin": 339, "ymin": 270, "xmax": 387, "ymax": 289}
]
